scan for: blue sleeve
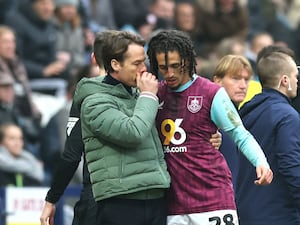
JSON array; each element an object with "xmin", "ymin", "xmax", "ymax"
[
  {"xmin": 276, "ymin": 112, "xmax": 300, "ymax": 208},
  {"xmin": 211, "ymin": 88, "xmax": 269, "ymax": 167}
]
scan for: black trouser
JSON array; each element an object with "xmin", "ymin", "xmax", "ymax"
[
  {"xmin": 72, "ymin": 188, "xmax": 97, "ymax": 225},
  {"xmin": 96, "ymin": 197, "xmax": 167, "ymax": 225}
]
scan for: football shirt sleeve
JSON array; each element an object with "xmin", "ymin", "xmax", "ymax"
[{"xmin": 211, "ymin": 88, "xmax": 269, "ymax": 168}]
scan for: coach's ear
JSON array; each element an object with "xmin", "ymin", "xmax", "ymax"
[
  {"xmin": 90, "ymin": 53, "xmax": 97, "ymax": 65},
  {"xmin": 111, "ymin": 59, "xmax": 121, "ymax": 72}
]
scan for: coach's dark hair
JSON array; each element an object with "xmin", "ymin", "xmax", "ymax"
[
  {"xmin": 100, "ymin": 31, "xmax": 145, "ymax": 73},
  {"xmin": 93, "ymin": 30, "xmax": 120, "ymax": 68},
  {"xmin": 147, "ymin": 30, "xmax": 197, "ymax": 78}
]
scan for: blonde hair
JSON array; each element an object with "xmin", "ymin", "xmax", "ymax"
[{"xmin": 213, "ymin": 54, "xmax": 253, "ymax": 79}]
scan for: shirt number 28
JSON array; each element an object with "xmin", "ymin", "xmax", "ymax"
[{"xmin": 209, "ymin": 213, "xmax": 235, "ymax": 225}]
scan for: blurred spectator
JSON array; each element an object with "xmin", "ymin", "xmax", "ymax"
[
  {"xmin": 111, "ymin": 0, "xmax": 151, "ymax": 29},
  {"xmin": 0, "ymin": 25, "xmax": 41, "ymax": 123},
  {"xmin": 0, "ymin": 123, "xmax": 44, "ymax": 186},
  {"xmin": 247, "ymin": 0, "xmax": 294, "ymax": 48},
  {"xmin": 0, "ymin": 76, "xmax": 19, "ymax": 125},
  {"xmin": 0, "ymin": 0, "xmax": 18, "ymax": 24},
  {"xmin": 53, "ymin": 0, "xmax": 85, "ymax": 74},
  {"xmin": 245, "ymin": 32, "xmax": 274, "ymax": 79},
  {"xmin": 80, "ymin": 0, "xmax": 117, "ymax": 31},
  {"xmin": 5, "ymin": 0, "xmax": 70, "ymax": 97},
  {"xmin": 121, "ymin": 12, "xmax": 157, "ymax": 59},
  {"xmin": 81, "ymin": 25, "xmax": 97, "ymax": 65},
  {"xmin": 195, "ymin": 0, "xmax": 249, "ymax": 58},
  {"xmin": 198, "ymin": 36, "xmax": 246, "ymax": 80},
  {"xmin": 131, "ymin": 14, "xmax": 157, "ymax": 43},
  {"xmin": 174, "ymin": 0, "xmax": 196, "ymax": 34},
  {"xmin": 77, "ymin": 0, "xmax": 110, "ymax": 65},
  {"xmin": 149, "ymin": 0, "xmax": 175, "ymax": 30},
  {"xmin": 111, "ymin": 0, "xmax": 175, "ymax": 35},
  {"xmin": 215, "ymin": 36, "xmax": 246, "ymax": 58},
  {"xmin": 0, "ymin": 73, "xmax": 42, "ymax": 158},
  {"xmin": 174, "ymin": 0, "xmax": 205, "ymax": 56}
]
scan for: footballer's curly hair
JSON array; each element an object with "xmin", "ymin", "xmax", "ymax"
[{"xmin": 147, "ymin": 30, "xmax": 197, "ymax": 78}]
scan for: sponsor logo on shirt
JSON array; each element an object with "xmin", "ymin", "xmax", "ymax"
[
  {"xmin": 163, "ymin": 145, "xmax": 187, "ymax": 153},
  {"xmin": 66, "ymin": 117, "xmax": 79, "ymax": 136},
  {"xmin": 161, "ymin": 118, "xmax": 188, "ymax": 153}
]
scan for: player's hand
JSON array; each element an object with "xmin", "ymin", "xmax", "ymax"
[
  {"xmin": 254, "ymin": 165, "xmax": 273, "ymax": 185},
  {"xmin": 40, "ymin": 201, "xmax": 56, "ymax": 225},
  {"xmin": 210, "ymin": 130, "xmax": 222, "ymax": 150}
]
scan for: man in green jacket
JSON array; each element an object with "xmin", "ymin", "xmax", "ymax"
[{"xmin": 74, "ymin": 31, "xmax": 170, "ymax": 225}]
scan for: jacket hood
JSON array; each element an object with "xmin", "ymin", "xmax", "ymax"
[
  {"xmin": 73, "ymin": 75, "xmax": 137, "ymax": 109},
  {"xmin": 239, "ymin": 88, "xmax": 290, "ymax": 128}
]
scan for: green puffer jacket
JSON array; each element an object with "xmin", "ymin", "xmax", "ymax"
[{"xmin": 73, "ymin": 76, "xmax": 170, "ymax": 201}]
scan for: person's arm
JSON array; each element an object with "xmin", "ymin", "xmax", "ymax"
[
  {"xmin": 40, "ymin": 102, "xmax": 83, "ymax": 225},
  {"xmin": 276, "ymin": 112, "xmax": 300, "ymax": 209},
  {"xmin": 46, "ymin": 102, "xmax": 83, "ymax": 203},
  {"xmin": 211, "ymin": 88, "xmax": 273, "ymax": 184}
]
